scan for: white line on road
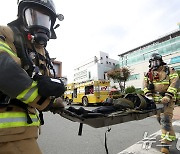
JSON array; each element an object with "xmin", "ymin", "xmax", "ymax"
[{"xmin": 117, "ymin": 120, "xmax": 180, "ymax": 154}]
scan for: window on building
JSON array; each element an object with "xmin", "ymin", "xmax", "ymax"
[
  {"xmin": 127, "ymin": 74, "xmax": 140, "ymax": 81},
  {"xmin": 106, "ymin": 61, "xmax": 108, "ymax": 64},
  {"xmin": 100, "ymin": 57, "xmax": 103, "ymax": 60},
  {"xmin": 88, "ymin": 72, "xmax": 91, "ymax": 79},
  {"xmin": 119, "ymin": 36, "xmax": 180, "ymax": 66},
  {"xmin": 109, "ymin": 62, "xmax": 111, "ymax": 65},
  {"xmin": 106, "ymin": 56, "xmax": 108, "ymax": 58},
  {"xmin": 170, "ymin": 56, "xmax": 180, "ymax": 64},
  {"xmin": 104, "ymin": 73, "xmax": 106, "ymax": 80},
  {"xmin": 174, "ymin": 65, "xmax": 180, "ymax": 70}
]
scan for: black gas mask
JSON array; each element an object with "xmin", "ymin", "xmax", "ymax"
[
  {"xmin": 24, "ymin": 8, "xmax": 52, "ymax": 46},
  {"xmin": 150, "ymin": 59, "xmax": 161, "ymax": 70}
]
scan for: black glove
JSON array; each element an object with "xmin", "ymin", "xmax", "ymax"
[{"xmin": 34, "ymin": 75, "xmax": 65, "ymax": 98}]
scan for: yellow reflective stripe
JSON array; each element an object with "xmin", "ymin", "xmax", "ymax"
[
  {"xmin": 0, "ymin": 121, "xmax": 40, "ymax": 129},
  {"xmin": 153, "ymin": 81, "xmax": 170, "ymax": 85},
  {"xmin": 0, "ymin": 112, "xmax": 36, "ymax": 118},
  {"xmin": 0, "ymin": 112, "xmax": 40, "ymax": 129},
  {"xmin": 161, "ymin": 133, "xmax": 176, "ymax": 141},
  {"xmin": 169, "ymin": 73, "xmax": 178, "ymax": 79},
  {"xmin": 167, "ymin": 86, "xmax": 177, "ymax": 95},
  {"xmin": 0, "ymin": 41, "xmax": 17, "ymax": 57},
  {"xmin": 143, "ymin": 88, "xmax": 150, "ymax": 94},
  {"xmin": 153, "ymin": 95, "xmax": 163, "ymax": 102},
  {"xmin": 144, "ymin": 77, "xmax": 148, "ymax": 81},
  {"xmin": 16, "ymin": 81, "xmax": 39, "ymax": 104},
  {"xmin": 0, "ymin": 41, "xmax": 12, "ymax": 51}
]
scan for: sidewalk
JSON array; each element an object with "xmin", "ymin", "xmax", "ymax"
[{"xmin": 173, "ymin": 105, "xmax": 180, "ymax": 120}]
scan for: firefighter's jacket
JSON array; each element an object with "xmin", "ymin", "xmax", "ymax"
[
  {"xmin": 143, "ymin": 65, "xmax": 179, "ymax": 103},
  {"xmin": 0, "ymin": 25, "xmax": 52, "ymax": 142}
]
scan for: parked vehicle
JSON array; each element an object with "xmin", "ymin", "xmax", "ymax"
[{"xmin": 64, "ymin": 80, "xmax": 110, "ymax": 106}]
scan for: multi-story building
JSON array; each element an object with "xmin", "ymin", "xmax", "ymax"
[
  {"xmin": 73, "ymin": 51, "xmax": 118, "ymax": 83},
  {"xmin": 51, "ymin": 59, "xmax": 67, "ymax": 85},
  {"xmin": 118, "ymin": 28, "xmax": 180, "ymax": 89},
  {"xmin": 52, "ymin": 60, "xmax": 62, "ymax": 78}
]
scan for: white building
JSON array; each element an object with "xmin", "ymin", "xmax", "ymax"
[
  {"xmin": 118, "ymin": 28, "xmax": 180, "ymax": 90},
  {"xmin": 73, "ymin": 51, "xmax": 118, "ymax": 83}
]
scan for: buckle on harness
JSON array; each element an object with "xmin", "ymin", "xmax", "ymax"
[{"xmin": 0, "ymin": 96, "xmax": 11, "ymax": 105}]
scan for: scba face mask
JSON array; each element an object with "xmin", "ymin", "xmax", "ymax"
[
  {"xmin": 24, "ymin": 8, "xmax": 52, "ymax": 45},
  {"xmin": 150, "ymin": 60, "xmax": 161, "ymax": 70}
]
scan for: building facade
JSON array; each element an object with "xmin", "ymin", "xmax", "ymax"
[
  {"xmin": 52, "ymin": 60, "xmax": 62, "ymax": 78},
  {"xmin": 73, "ymin": 51, "xmax": 118, "ymax": 83},
  {"xmin": 51, "ymin": 59, "xmax": 68, "ymax": 85},
  {"xmin": 118, "ymin": 28, "xmax": 180, "ymax": 89}
]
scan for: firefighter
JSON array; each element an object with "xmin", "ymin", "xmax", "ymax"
[
  {"xmin": 0, "ymin": 0, "xmax": 65, "ymax": 154},
  {"xmin": 143, "ymin": 53, "xmax": 179, "ymax": 154}
]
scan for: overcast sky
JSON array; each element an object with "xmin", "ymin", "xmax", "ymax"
[{"xmin": 1, "ymin": 0, "xmax": 180, "ymax": 82}]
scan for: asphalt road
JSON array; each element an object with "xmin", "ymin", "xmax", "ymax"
[{"xmin": 38, "ymin": 104, "xmax": 161, "ymax": 154}]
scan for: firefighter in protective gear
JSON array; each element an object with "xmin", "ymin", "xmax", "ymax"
[
  {"xmin": 143, "ymin": 53, "xmax": 179, "ymax": 154},
  {"xmin": 0, "ymin": 0, "xmax": 65, "ymax": 154}
]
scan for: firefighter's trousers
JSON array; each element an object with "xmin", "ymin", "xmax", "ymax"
[
  {"xmin": 0, "ymin": 138, "xmax": 42, "ymax": 154},
  {"xmin": 156, "ymin": 100, "xmax": 176, "ymax": 145}
]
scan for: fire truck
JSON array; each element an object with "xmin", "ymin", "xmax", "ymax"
[
  {"xmin": 64, "ymin": 80, "xmax": 110, "ymax": 106},
  {"xmin": 63, "ymin": 83, "xmax": 75, "ymax": 104}
]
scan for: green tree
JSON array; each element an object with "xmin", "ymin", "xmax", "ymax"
[
  {"xmin": 177, "ymin": 70, "xmax": 180, "ymax": 77},
  {"xmin": 107, "ymin": 67, "xmax": 131, "ymax": 92},
  {"xmin": 176, "ymin": 70, "xmax": 180, "ymax": 104},
  {"xmin": 125, "ymin": 86, "xmax": 136, "ymax": 94}
]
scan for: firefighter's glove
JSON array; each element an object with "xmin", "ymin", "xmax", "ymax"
[
  {"xmin": 49, "ymin": 97, "xmax": 65, "ymax": 114},
  {"xmin": 34, "ymin": 75, "xmax": 65, "ymax": 98},
  {"xmin": 161, "ymin": 96, "xmax": 171, "ymax": 104}
]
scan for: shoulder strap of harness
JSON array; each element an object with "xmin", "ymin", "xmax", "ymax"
[
  {"xmin": 164, "ymin": 65, "xmax": 170, "ymax": 76},
  {"xmin": 8, "ymin": 26, "xmax": 35, "ymax": 77}
]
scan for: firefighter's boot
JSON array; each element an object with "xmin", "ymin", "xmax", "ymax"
[
  {"xmin": 160, "ymin": 139, "xmax": 171, "ymax": 154},
  {"xmin": 160, "ymin": 144, "xmax": 170, "ymax": 154}
]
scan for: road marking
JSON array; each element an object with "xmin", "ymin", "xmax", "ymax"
[{"xmin": 117, "ymin": 120, "xmax": 180, "ymax": 154}]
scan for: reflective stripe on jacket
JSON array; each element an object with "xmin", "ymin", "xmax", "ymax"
[
  {"xmin": 0, "ymin": 28, "xmax": 40, "ymax": 131},
  {"xmin": 0, "ymin": 41, "xmax": 17, "ymax": 57},
  {"xmin": 0, "ymin": 112, "xmax": 40, "ymax": 129},
  {"xmin": 0, "ymin": 41, "xmax": 39, "ymax": 104},
  {"xmin": 16, "ymin": 81, "xmax": 39, "ymax": 104},
  {"xmin": 143, "ymin": 66, "xmax": 179, "ymax": 103}
]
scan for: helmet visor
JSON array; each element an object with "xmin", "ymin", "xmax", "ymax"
[{"xmin": 24, "ymin": 8, "xmax": 51, "ymax": 30}]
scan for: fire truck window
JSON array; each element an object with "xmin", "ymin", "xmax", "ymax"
[
  {"xmin": 73, "ymin": 88, "xmax": 77, "ymax": 98},
  {"xmin": 85, "ymin": 85, "xmax": 94, "ymax": 95}
]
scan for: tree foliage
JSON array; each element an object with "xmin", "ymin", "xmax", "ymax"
[
  {"xmin": 107, "ymin": 67, "xmax": 131, "ymax": 92},
  {"xmin": 125, "ymin": 86, "xmax": 136, "ymax": 94},
  {"xmin": 177, "ymin": 70, "xmax": 180, "ymax": 77}
]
